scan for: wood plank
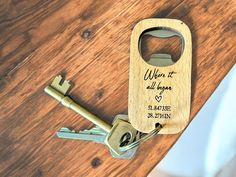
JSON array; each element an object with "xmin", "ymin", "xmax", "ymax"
[{"xmin": 0, "ymin": 0, "xmax": 235, "ymax": 176}]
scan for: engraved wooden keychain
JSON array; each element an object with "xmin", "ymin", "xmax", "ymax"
[{"xmin": 128, "ymin": 18, "xmax": 192, "ymax": 134}]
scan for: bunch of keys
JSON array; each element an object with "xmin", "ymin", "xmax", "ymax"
[
  {"xmin": 44, "ymin": 75, "xmax": 162, "ymax": 159},
  {"xmin": 44, "ymin": 18, "xmax": 192, "ymax": 159}
]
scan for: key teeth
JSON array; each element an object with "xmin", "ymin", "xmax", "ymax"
[
  {"xmin": 78, "ymin": 126, "xmax": 107, "ymax": 136},
  {"xmin": 51, "ymin": 75, "xmax": 63, "ymax": 85},
  {"xmin": 51, "ymin": 75, "xmax": 71, "ymax": 95},
  {"xmin": 58, "ymin": 127, "xmax": 71, "ymax": 132}
]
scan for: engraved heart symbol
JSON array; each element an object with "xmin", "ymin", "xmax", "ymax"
[{"xmin": 155, "ymin": 95, "xmax": 162, "ymax": 102}]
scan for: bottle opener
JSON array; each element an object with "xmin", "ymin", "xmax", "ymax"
[{"xmin": 128, "ymin": 18, "xmax": 192, "ymax": 133}]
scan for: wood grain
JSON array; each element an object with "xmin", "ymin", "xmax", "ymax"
[{"xmin": 0, "ymin": 0, "xmax": 235, "ymax": 177}]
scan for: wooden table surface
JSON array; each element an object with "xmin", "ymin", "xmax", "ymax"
[{"xmin": 0, "ymin": 0, "xmax": 235, "ymax": 177}]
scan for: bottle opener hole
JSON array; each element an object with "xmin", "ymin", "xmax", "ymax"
[{"xmin": 139, "ymin": 27, "xmax": 183, "ymax": 67}]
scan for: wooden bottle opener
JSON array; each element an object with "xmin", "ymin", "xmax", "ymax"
[{"xmin": 128, "ymin": 19, "xmax": 192, "ymax": 134}]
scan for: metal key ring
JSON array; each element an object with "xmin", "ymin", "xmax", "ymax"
[{"xmin": 119, "ymin": 123, "xmax": 163, "ymax": 152}]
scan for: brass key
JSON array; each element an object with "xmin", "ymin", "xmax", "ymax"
[{"xmin": 44, "ymin": 75, "xmax": 137, "ymax": 155}]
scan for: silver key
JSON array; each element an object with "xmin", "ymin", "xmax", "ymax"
[
  {"xmin": 56, "ymin": 115, "xmax": 138, "ymax": 159},
  {"xmin": 57, "ymin": 127, "xmax": 106, "ymax": 144}
]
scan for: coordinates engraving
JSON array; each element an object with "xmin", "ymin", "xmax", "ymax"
[{"xmin": 144, "ymin": 69, "xmax": 177, "ymax": 119}]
